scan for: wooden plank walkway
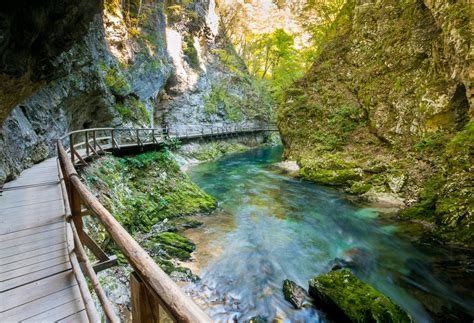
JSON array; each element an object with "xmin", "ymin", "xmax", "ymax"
[{"xmin": 0, "ymin": 158, "xmax": 90, "ymax": 322}]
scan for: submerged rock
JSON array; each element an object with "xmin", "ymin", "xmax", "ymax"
[
  {"xmin": 282, "ymin": 279, "xmax": 306, "ymax": 309},
  {"xmin": 309, "ymin": 269, "xmax": 413, "ymax": 322},
  {"xmin": 246, "ymin": 315, "xmax": 267, "ymax": 323}
]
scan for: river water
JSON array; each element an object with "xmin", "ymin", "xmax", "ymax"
[{"xmin": 182, "ymin": 146, "xmax": 474, "ymax": 322}]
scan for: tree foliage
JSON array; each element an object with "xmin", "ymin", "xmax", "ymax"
[{"xmin": 216, "ymin": 0, "xmax": 346, "ymax": 103}]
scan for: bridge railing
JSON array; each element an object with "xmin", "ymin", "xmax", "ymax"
[
  {"xmin": 57, "ymin": 125, "xmax": 276, "ymax": 322},
  {"xmin": 59, "ymin": 124, "xmax": 277, "ymax": 166}
]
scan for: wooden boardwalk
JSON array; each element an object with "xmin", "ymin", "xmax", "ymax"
[
  {"xmin": 0, "ymin": 126, "xmax": 277, "ymax": 322},
  {"xmin": 0, "ymin": 158, "xmax": 89, "ymax": 322}
]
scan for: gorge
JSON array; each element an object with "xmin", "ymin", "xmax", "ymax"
[{"xmin": 0, "ymin": 0, "xmax": 473, "ymax": 322}]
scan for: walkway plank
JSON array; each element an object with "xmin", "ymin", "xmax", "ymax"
[
  {"xmin": 0, "ymin": 240, "xmax": 66, "ymax": 265},
  {"xmin": 1, "ymin": 285, "xmax": 80, "ymax": 322},
  {"xmin": 0, "ymin": 158, "xmax": 90, "ymax": 323},
  {"xmin": 0, "ymin": 247, "xmax": 68, "ymax": 274},
  {"xmin": 57, "ymin": 309, "xmax": 88, "ymax": 323},
  {"xmin": 0, "ymin": 221, "xmax": 64, "ymax": 242},
  {"xmin": 0, "ymin": 225, "xmax": 64, "ymax": 250},
  {"xmin": 23, "ymin": 299, "xmax": 85, "ymax": 322},
  {"xmin": 0, "ymin": 261, "xmax": 72, "ymax": 292}
]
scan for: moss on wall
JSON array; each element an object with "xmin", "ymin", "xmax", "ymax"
[
  {"xmin": 83, "ymin": 150, "xmax": 217, "ymax": 273},
  {"xmin": 278, "ymin": 0, "xmax": 473, "ymax": 246}
]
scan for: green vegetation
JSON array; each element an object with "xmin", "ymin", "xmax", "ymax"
[
  {"xmin": 183, "ymin": 34, "xmax": 199, "ymax": 69},
  {"xmin": 204, "ymin": 85, "xmax": 243, "ymax": 122},
  {"xmin": 145, "ymin": 232, "xmax": 195, "ymax": 261},
  {"xmin": 402, "ymin": 122, "xmax": 474, "ymax": 244},
  {"xmin": 276, "ymin": 0, "xmax": 472, "ymax": 246},
  {"xmin": 184, "ymin": 141, "xmax": 249, "ymax": 161},
  {"xmin": 83, "ymin": 150, "xmax": 217, "ymax": 272},
  {"xmin": 115, "ymin": 96, "xmax": 150, "ymax": 125},
  {"xmin": 100, "ymin": 63, "xmax": 131, "ymax": 95},
  {"xmin": 85, "ymin": 151, "xmax": 216, "ymax": 234},
  {"xmin": 309, "ymin": 269, "xmax": 413, "ymax": 322},
  {"xmin": 208, "ymin": 44, "xmax": 274, "ymax": 122}
]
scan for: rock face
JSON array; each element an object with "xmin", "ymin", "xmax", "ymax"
[
  {"xmin": 308, "ymin": 269, "xmax": 413, "ymax": 322},
  {"xmin": 156, "ymin": 0, "xmax": 272, "ymax": 133},
  {"xmin": 0, "ymin": 0, "xmax": 102, "ymax": 123},
  {"xmin": 282, "ymin": 279, "xmax": 306, "ymax": 309},
  {"xmin": 278, "ymin": 0, "xmax": 473, "ymax": 245},
  {"xmin": 0, "ymin": 0, "xmax": 272, "ymax": 185}
]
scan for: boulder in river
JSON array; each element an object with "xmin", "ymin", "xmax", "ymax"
[
  {"xmin": 246, "ymin": 315, "xmax": 267, "ymax": 323},
  {"xmin": 308, "ymin": 269, "xmax": 413, "ymax": 322},
  {"xmin": 282, "ymin": 279, "xmax": 306, "ymax": 309}
]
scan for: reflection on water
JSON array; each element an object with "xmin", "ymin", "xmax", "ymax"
[{"xmin": 182, "ymin": 146, "xmax": 474, "ymax": 322}]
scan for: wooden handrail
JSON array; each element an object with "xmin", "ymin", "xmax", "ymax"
[
  {"xmin": 58, "ymin": 143, "xmax": 212, "ymax": 323},
  {"xmin": 57, "ymin": 124, "xmax": 278, "ymax": 321}
]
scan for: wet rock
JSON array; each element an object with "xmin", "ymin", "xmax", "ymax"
[
  {"xmin": 387, "ymin": 174, "xmax": 406, "ymax": 193},
  {"xmin": 272, "ymin": 161, "xmax": 300, "ymax": 176},
  {"xmin": 309, "ymin": 269, "xmax": 413, "ymax": 323},
  {"xmin": 246, "ymin": 315, "xmax": 267, "ymax": 323},
  {"xmin": 282, "ymin": 279, "xmax": 306, "ymax": 309},
  {"xmin": 363, "ymin": 190, "xmax": 405, "ymax": 207},
  {"xmin": 327, "ymin": 247, "xmax": 375, "ymax": 275},
  {"xmin": 169, "ymin": 270, "xmax": 198, "ymax": 283}
]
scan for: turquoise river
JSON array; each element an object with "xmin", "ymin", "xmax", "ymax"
[{"xmin": 181, "ymin": 146, "xmax": 474, "ymax": 322}]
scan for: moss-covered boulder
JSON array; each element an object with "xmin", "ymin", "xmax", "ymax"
[
  {"xmin": 282, "ymin": 279, "xmax": 306, "ymax": 309},
  {"xmin": 308, "ymin": 269, "xmax": 412, "ymax": 322},
  {"xmin": 299, "ymin": 154, "xmax": 363, "ymax": 186}
]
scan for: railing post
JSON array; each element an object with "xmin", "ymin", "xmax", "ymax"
[
  {"xmin": 111, "ymin": 129, "xmax": 116, "ymax": 148},
  {"xmin": 131, "ymin": 272, "xmax": 162, "ymax": 322},
  {"xmin": 85, "ymin": 131, "xmax": 89, "ymax": 157},
  {"xmin": 70, "ymin": 185, "xmax": 85, "ymax": 242},
  {"xmin": 93, "ymin": 131, "xmax": 97, "ymax": 153},
  {"xmin": 69, "ymin": 134, "xmax": 75, "ymax": 165}
]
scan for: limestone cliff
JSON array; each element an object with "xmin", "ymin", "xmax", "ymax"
[
  {"xmin": 278, "ymin": 0, "xmax": 473, "ymax": 245},
  {"xmin": 0, "ymin": 0, "xmax": 271, "ymax": 184}
]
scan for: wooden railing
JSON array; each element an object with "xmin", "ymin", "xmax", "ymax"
[{"xmin": 57, "ymin": 124, "xmax": 277, "ymax": 322}]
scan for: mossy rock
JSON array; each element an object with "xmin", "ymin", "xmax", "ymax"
[
  {"xmin": 350, "ymin": 181, "xmax": 372, "ymax": 194},
  {"xmin": 153, "ymin": 232, "xmax": 195, "ymax": 253},
  {"xmin": 83, "ymin": 151, "xmax": 217, "ymax": 235},
  {"xmin": 246, "ymin": 315, "xmax": 267, "ymax": 323},
  {"xmin": 282, "ymin": 279, "xmax": 306, "ymax": 309},
  {"xmin": 308, "ymin": 269, "xmax": 413, "ymax": 322},
  {"xmin": 300, "ymin": 167, "xmax": 362, "ymax": 186},
  {"xmin": 147, "ymin": 232, "xmax": 195, "ymax": 261}
]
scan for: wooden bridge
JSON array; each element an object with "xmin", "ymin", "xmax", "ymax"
[{"xmin": 0, "ymin": 125, "xmax": 277, "ymax": 323}]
